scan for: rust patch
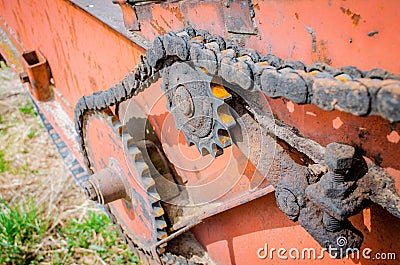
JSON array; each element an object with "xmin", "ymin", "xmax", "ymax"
[
  {"xmin": 295, "ymin": 12, "xmax": 299, "ymax": 20},
  {"xmin": 160, "ymin": 15, "xmax": 172, "ymax": 30},
  {"xmin": 315, "ymin": 41, "xmax": 332, "ymax": 65},
  {"xmin": 88, "ymin": 76, "xmax": 97, "ymax": 90},
  {"xmin": 165, "ymin": 5, "xmax": 185, "ymax": 24},
  {"xmin": 340, "ymin": 7, "xmax": 362, "ymax": 26},
  {"xmin": 149, "ymin": 19, "xmax": 167, "ymax": 35}
]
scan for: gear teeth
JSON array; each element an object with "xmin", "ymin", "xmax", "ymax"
[
  {"xmin": 153, "ymin": 204, "xmax": 165, "ymax": 217},
  {"xmin": 111, "ymin": 115, "xmax": 121, "ymax": 126},
  {"xmin": 156, "ymin": 218, "xmax": 167, "ymax": 230},
  {"xmin": 135, "ymin": 160, "xmax": 150, "ymax": 176},
  {"xmin": 183, "ymin": 133, "xmax": 195, "ymax": 146},
  {"xmin": 210, "ymin": 143, "xmax": 222, "ymax": 157},
  {"xmin": 217, "ymin": 104, "xmax": 236, "ymax": 128},
  {"xmin": 103, "ymin": 108, "xmax": 114, "ymax": 121},
  {"xmin": 158, "ymin": 244, "xmax": 167, "ymax": 254},
  {"xmin": 142, "ymin": 175, "xmax": 156, "ymax": 190},
  {"xmin": 126, "ymin": 139, "xmax": 143, "ymax": 161},
  {"xmin": 117, "ymin": 124, "xmax": 127, "ymax": 136},
  {"xmin": 161, "ymin": 255, "xmax": 170, "ymax": 262},
  {"xmin": 148, "ymin": 191, "xmax": 161, "ymax": 203},
  {"xmin": 157, "ymin": 230, "xmax": 168, "ymax": 240}
]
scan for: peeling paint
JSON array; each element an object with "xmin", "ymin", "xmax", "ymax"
[
  {"xmin": 387, "ymin": 131, "xmax": 400, "ymax": 144},
  {"xmin": 286, "ymin": 101, "xmax": 294, "ymax": 113},
  {"xmin": 362, "ymin": 208, "xmax": 372, "ymax": 232},
  {"xmin": 332, "ymin": 116, "xmax": 343, "ymax": 129},
  {"xmin": 340, "ymin": 7, "xmax": 362, "ymax": 26}
]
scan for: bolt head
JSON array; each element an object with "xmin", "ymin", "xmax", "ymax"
[
  {"xmin": 276, "ymin": 188, "xmax": 300, "ymax": 221},
  {"xmin": 174, "ymin": 85, "xmax": 194, "ymax": 117},
  {"xmin": 325, "ymin": 143, "xmax": 355, "ymax": 171}
]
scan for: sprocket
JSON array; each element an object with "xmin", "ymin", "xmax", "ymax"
[
  {"xmin": 81, "ymin": 108, "xmax": 168, "ymax": 259},
  {"xmin": 162, "ymin": 61, "xmax": 236, "ymax": 157}
]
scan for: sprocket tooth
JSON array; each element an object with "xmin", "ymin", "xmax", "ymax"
[
  {"xmin": 157, "ymin": 231, "xmax": 168, "ymax": 240},
  {"xmin": 126, "ymin": 139, "xmax": 143, "ymax": 161},
  {"xmin": 216, "ymin": 103, "xmax": 236, "ymax": 128},
  {"xmin": 157, "ymin": 244, "xmax": 167, "ymax": 254},
  {"xmin": 156, "ymin": 219, "xmax": 167, "ymax": 230},
  {"xmin": 183, "ymin": 133, "xmax": 195, "ymax": 147},
  {"xmin": 210, "ymin": 143, "xmax": 223, "ymax": 157},
  {"xmin": 142, "ymin": 176, "xmax": 156, "ymax": 190},
  {"xmin": 103, "ymin": 108, "xmax": 114, "ymax": 120},
  {"xmin": 153, "ymin": 204, "xmax": 165, "ymax": 217},
  {"xmin": 135, "ymin": 161, "xmax": 150, "ymax": 176},
  {"xmin": 117, "ymin": 124, "xmax": 127, "ymax": 136},
  {"xmin": 148, "ymin": 191, "xmax": 161, "ymax": 204}
]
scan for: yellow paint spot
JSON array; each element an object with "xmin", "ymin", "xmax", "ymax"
[
  {"xmin": 387, "ymin": 131, "xmax": 400, "ymax": 144},
  {"xmin": 332, "ymin": 117, "xmax": 343, "ymax": 129},
  {"xmin": 200, "ymin": 67, "xmax": 209, "ymax": 74},
  {"xmin": 219, "ymin": 112, "xmax": 235, "ymax": 125},
  {"xmin": 335, "ymin": 75, "xmax": 349, "ymax": 82},
  {"xmin": 190, "ymin": 36, "xmax": 204, "ymax": 43},
  {"xmin": 309, "ymin": 70, "xmax": 320, "ymax": 76},
  {"xmin": 221, "ymin": 49, "xmax": 236, "ymax": 57},
  {"xmin": 286, "ymin": 101, "xmax": 295, "ymax": 113},
  {"xmin": 211, "ymin": 84, "xmax": 231, "ymax": 99},
  {"xmin": 256, "ymin": 61, "xmax": 270, "ymax": 67}
]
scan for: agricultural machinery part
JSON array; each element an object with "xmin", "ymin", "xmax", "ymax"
[
  {"xmin": 20, "ymin": 50, "xmax": 52, "ymax": 101},
  {"xmin": 73, "ymin": 27, "xmax": 400, "ymax": 262}
]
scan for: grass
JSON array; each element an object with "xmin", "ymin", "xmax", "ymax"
[
  {"xmin": 0, "ymin": 199, "xmax": 49, "ymax": 264},
  {"xmin": 0, "ymin": 150, "xmax": 10, "ymax": 173},
  {"xmin": 0, "ymin": 67, "xmax": 139, "ymax": 264},
  {"xmin": 0, "ymin": 199, "xmax": 138, "ymax": 265},
  {"xmin": 18, "ymin": 99, "xmax": 37, "ymax": 117}
]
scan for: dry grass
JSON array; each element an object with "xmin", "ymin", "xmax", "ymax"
[{"xmin": 0, "ymin": 64, "xmax": 138, "ymax": 264}]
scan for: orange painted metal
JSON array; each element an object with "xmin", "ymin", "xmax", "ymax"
[
  {"xmin": 0, "ymin": 0, "xmax": 399, "ymax": 264},
  {"xmin": 86, "ymin": 113, "xmax": 156, "ymax": 249},
  {"xmin": 20, "ymin": 50, "xmax": 52, "ymax": 101}
]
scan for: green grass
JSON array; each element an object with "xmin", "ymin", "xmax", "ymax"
[
  {"xmin": 54, "ymin": 211, "xmax": 139, "ymax": 264},
  {"xmin": 18, "ymin": 99, "xmax": 37, "ymax": 117},
  {"xmin": 0, "ymin": 150, "xmax": 10, "ymax": 173},
  {"xmin": 26, "ymin": 127, "xmax": 36, "ymax": 139},
  {"xmin": 0, "ymin": 199, "xmax": 138, "ymax": 264},
  {"xmin": 0, "ymin": 199, "xmax": 49, "ymax": 264}
]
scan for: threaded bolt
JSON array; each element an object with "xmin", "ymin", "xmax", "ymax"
[
  {"xmin": 323, "ymin": 213, "xmax": 342, "ymax": 232},
  {"xmin": 325, "ymin": 142, "xmax": 355, "ymax": 182},
  {"xmin": 82, "ymin": 180, "xmax": 98, "ymax": 201}
]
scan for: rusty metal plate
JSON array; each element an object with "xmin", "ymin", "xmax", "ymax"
[
  {"xmin": 71, "ymin": 0, "xmax": 127, "ymax": 35},
  {"xmin": 222, "ymin": 0, "xmax": 256, "ymax": 34}
]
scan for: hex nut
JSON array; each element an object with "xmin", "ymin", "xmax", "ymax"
[{"xmin": 325, "ymin": 143, "xmax": 355, "ymax": 171}]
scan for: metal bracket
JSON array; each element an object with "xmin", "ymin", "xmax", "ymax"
[
  {"xmin": 20, "ymin": 50, "xmax": 52, "ymax": 101},
  {"xmin": 222, "ymin": 0, "xmax": 257, "ymax": 35},
  {"xmin": 112, "ymin": 0, "xmax": 141, "ymax": 31}
]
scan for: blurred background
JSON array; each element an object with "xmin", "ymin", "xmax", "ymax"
[{"xmin": 0, "ymin": 63, "xmax": 139, "ymax": 264}]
